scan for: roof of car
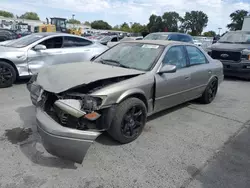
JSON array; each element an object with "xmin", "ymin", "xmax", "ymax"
[
  {"xmin": 149, "ymin": 32, "xmax": 192, "ymax": 36},
  {"xmin": 31, "ymin": 32, "xmax": 79, "ymax": 37},
  {"xmin": 122, "ymin": 40, "xmax": 191, "ymax": 46}
]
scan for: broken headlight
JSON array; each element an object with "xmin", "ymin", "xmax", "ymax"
[
  {"xmin": 53, "ymin": 95, "xmax": 106, "ymax": 123},
  {"xmin": 81, "ymin": 95, "xmax": 106, "ymax": 112}
]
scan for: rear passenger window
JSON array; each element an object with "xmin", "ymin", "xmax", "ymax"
[
  {"xmin": 63, "ymin": 36, "xmax": 92, "ymax": 47},
  {"xmin": 178, "ymin": 35, "xmax": 192, "ymax": 43},
  {"xmin": 186, "ymin": 46, "xmax": 207, "ymax": 65},
  {"xmin": 167, "ymin": 34, "xmax": 179, "ymax": 41}
]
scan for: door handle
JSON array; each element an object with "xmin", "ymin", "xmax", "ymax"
[
  {"xmin": 208, "ymin": 70, "xmax": 212, "ymax": 74},
  {"xmin": 185, "ymin": 76, "xmax": 190, "ymax": 80}
]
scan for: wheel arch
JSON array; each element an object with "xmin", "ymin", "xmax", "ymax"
[
  {"xmin": 0, "ymin": 58, "xmax": 19, "ymax": 78},
  {"xmin": 116, "ymin": 89, "xmax": 148, "ymax": 111},
  {"xmin": 207, "ymin": 75, "xmax": 218, "ymax": 85}
]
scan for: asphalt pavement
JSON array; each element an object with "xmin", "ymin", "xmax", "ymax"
[{"xmin": 0, "ymin": 78, "xmax": 249, "ymax": 188}]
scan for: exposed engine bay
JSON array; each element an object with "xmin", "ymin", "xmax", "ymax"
[{"xmin": 39, "ymin": 76, "xmax": 135, "ymax": 131}]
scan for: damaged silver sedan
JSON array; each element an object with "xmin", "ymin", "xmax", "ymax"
[{"xmin": 27, "ymin": 40, "xmax": 224, "ymax": 163}]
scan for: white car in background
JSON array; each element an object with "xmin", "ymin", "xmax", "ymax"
[
  {"xmin": 193, "ymin": 39, "xmax": 202, "ymax": 47},
  {"xmin": 107, "ymin": 36, "xmax": 143, "ymax": 48}
]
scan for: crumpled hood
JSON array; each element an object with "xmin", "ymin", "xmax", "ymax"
[
  {"xmin": 37, "ymin": 61, "xmax": 144, "ymax": 93},
  {"xmin": 210, "ymin": 42, "xmax": 250, "ymax": 52}
]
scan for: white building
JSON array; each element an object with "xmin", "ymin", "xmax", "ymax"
[{"xmin": 0, "ymin": 16, "xmax": 91, "ymax": 32}]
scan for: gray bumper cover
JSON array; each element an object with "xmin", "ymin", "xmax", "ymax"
[{"xmin": 36, "ymin": 108, "xmax": 101, "ymax": 163}]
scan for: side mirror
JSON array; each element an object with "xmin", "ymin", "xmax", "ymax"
[
  {"xmin": 158, "ymin": 64, "xmax": 177, "ymax": 74},
  {"xmin": 34, "ymin": 44, "xmax": 46, "ymax": 51}
]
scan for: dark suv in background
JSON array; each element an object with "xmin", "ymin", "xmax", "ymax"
[
  {"xmin": 207, "ymin": 31, "xmax": 250, "ymax": 80},
  {"xmin": 143, "ymin": 32, "xmax": 194, "ymax": 43},
  {"xmin": 0, "ymin": 29, "xmax": 19, "ymax": 42}
]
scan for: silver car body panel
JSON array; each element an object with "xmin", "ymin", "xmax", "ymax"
[
  {"xmin": 28, "ymin": 40, "xmax": 223, "ymax": 163},
  {"xmin": 0, "ymin": 33, "xmax": 108, "ymax": 77}
]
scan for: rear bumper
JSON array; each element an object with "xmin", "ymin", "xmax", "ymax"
[
  {"xmin": 222, "ymin": 61, "xmax": 250, "ymax": 79},
  {"xmin": 36, "ymin": 108, "xmax": 101, "ymax": 163}
]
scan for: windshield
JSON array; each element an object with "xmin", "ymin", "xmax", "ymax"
[
  {"xmin": 218, "ymin": 32, "xmax": 250, "ymax": 44},
  {"xmin": 143, "ymin": 33, "xmax": 169, "ymax": 40},
  {"xmin": 3, "ymin": 34, "xmax": 46, "ymax": 48},
  {"xmin": 94, "ymin": 42, "xmax": 164, "ymax": 71}
]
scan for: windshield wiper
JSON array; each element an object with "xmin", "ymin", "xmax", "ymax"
[
  {"xmin": 218, "ymin": 41, "xmax": 234, "ymax": 44},
  {"xmin": 100, "ymin": 58, "xmax": 132, "ymax": 69},
  {"xmin": 100, "ymin": 59, "xmax": 120, "ymax": 64}
]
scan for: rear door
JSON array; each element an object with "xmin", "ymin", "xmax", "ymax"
[
  {"xmin": 27, "ymin": 36, "xmax": 64, "ymax": 74},
  {"xmin": 62, "ymin": 36, "xmax": 94, "ymax": 62},
  {"xmin": 185, "ymin": 45, "xmax": 211, "ymax": 98},
  {"xmin": 154, "ymin": 45, "xmax": 192, "ymax": 112}
]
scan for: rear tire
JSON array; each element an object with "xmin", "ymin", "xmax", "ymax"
[
  {"xmin": 108, "ymin": 98, "xmax": 147, "ymax": 144},
  {"xmin": 199, "ymin": 77, "xmax": 218, "ymax": 104},
  {"xmin": 0, "ymin": 61, "xmax": 16, "ymax": 88}
]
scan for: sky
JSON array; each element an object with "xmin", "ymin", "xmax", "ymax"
[{"xmin": 1, "ymin": 0, "xmax": 250, "ymax": 33}]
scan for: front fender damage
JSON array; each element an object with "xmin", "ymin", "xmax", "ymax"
[
  {"xmin": 35, "ymin": 75, "xmax": 141, "ymax": 163},
  {"xmin": 36, "ymin": 108, "xmax": 101, "ymax": 164}
]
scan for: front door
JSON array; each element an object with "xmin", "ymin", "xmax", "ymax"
[
  {"xmin": 62, "ymin": 36, "xmax": 94, "ymax": 62},
  {"xmin": 27, "ymin": 36, "xmax": 63, "ymax": 74},
  {"xmin": 154, "ymin": 45, "xmax": 192, "ymax": 113}
]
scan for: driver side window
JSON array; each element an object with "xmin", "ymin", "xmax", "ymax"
[
  {"xmin": 111, "ymin": 37, "xmax": 118, "ymax": 42},
  {"xmin": 162, "ymin": 46, "xmax": 187, "ymax": 69},
  {"xmin": 39, "ymin": 36, "xmax": 63, "ymax": 49}
]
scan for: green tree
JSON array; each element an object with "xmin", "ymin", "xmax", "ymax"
[
  {"xmin": 147, "ymin": 14, "xmax": 163, "ymax": 32},
  {"xmin": 181, "ymin": 11, "xmax": 208, "ymax": 36},
  {"xmin": 19, "ymin": 12, "xmax": 40, "ymax": 20},
  {"xmin": 0, "ymin": 10, "xmax": 14, "ymax": 18},
  {"xmin": 120, "ymin": 22, "xmax": 131, "ymax": 32},
  {"xmin": 203, "ymin": 30, "xmax": 216, "ymax": 37},
  {"xmin": 91, "ymin": 20, "xmax": 112, "ymax": 30},
  {"xmin": 131, "ymin": 22, "xmax": 147, "ymax": 33},
  {"xmin": 227, "ymin": 10, "xmax": 248, "ymax": 31},
  {"xmin": 112, "ymin": 25, "xmax": 120, "ymax": 30},
  {"xmin": 162, "ymin": 11, "xmax": 180, "ymax": 32},
  {"xmin": 67, "ymin": 19, "xmax": 81, "ymax": 24},
  {"xmin": 83, "ymin": 21, "xmax": 91, "ymax": 26}
]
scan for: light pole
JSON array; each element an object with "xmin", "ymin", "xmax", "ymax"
[{"xmin": 218, "ymin": 27, "xmax": 222, "ymax": 35}]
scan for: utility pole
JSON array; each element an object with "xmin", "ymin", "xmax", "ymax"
[{"xmin": 218, "ymin": 27, "xmax": 222, "ymax": 35}]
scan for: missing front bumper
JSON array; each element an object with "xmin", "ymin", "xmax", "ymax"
[{"xmin": 36, "ymin": 108, "xmax": 101, "ymax": 163}]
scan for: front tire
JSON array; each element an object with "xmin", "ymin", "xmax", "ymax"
[
  {"xmin": 108, "ymin": 98, "xmax": 147, "ymax": 144},
  {"xmin": 199, "ymin": 77, "xmax": 218, "ymax": 104},
  {"xmin": 0, "ymin": 61, "xmax": 16, "ymax": 88}
]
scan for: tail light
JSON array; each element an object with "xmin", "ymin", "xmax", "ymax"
[{"xmin": 17, "ymin": 34, "xmax": 22, "ymax": 38}]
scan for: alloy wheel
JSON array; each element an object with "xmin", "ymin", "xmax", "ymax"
[
  {"xmin": 208, "ymin": 80, "xmax": 217, "ymax": 102},
  {"xmin": 0, "ymin": 65, "xmax": 13, "ymax": 85},
  {"xmin": 121, "ymin": 105, "xmax": 144, "ymax": 138}
]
